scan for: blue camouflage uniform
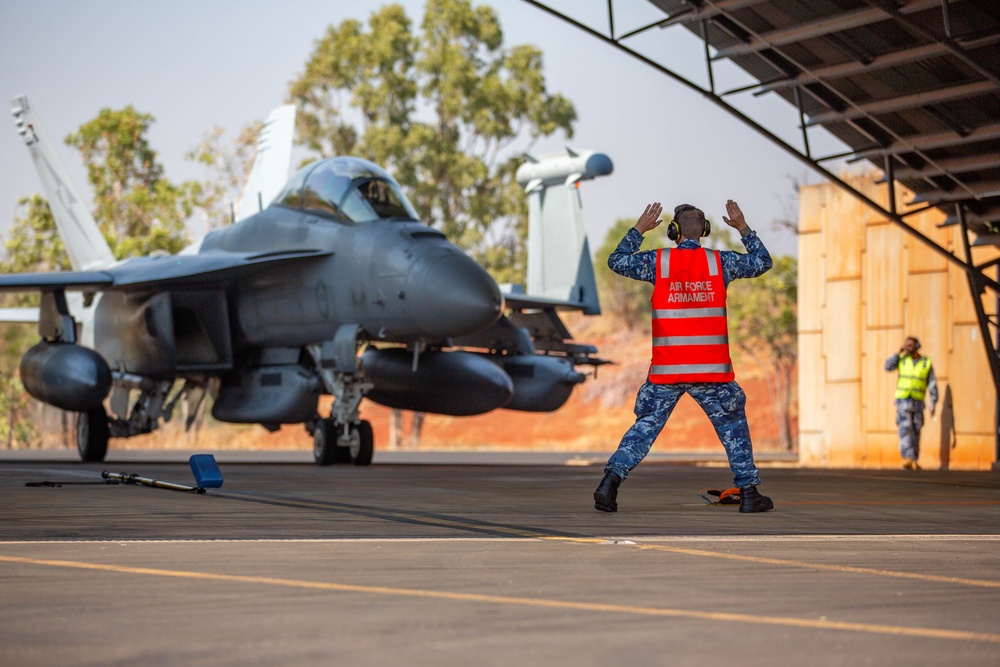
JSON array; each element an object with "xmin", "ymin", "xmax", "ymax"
[
  {"xmin": 884, "ymin": 353, "xmax": 938, "ymax": 461},
  {"xmin": 604, "ymin": 227, "xmax": 772, "ymax": 488}
]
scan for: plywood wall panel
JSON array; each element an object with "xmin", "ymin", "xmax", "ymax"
[
  {"xmin": 798, "ymin": 432, "xmax": 827, "ymax": 466},
  {"xmin": 950, "ymin": 324, "xmax": 996, "ymax": 434},
  {"xmin": 798, "ymin": 332, "xmax": 824, "ymax": 432},
  {"xmin": 824, "ymin": 280, "xmax": 862, "ymax": 382},
  {"xmin": 823, "ymin": 190, "xmax": 863, "ymax": 281},
  {"xmin": 824, "ymin": 382, "xmax": 862, "ymax": 466},
  {"xmin": 798, "ymin": 186, "xmax": 825, "ymax": 234},
  {"xmin": 798, "ymin": 233, "xmax": 823, "ymax": 332},
  {"xmin": 946, "ymin": 434, "xmax": 996, "ymax": 470},
  {"xmin": 908, "ymin": 209, "xmax": 950, "ymax": 274},
  {"xmin": 906, "ymin": 272, "xmax": 951, "ymax": 380},
  {"xmin": 861, "ymin": 432, "xmax": 900, "ymax": 469},
  {"xmin": 864, "ymin": 224, "xmax": 905, "ymax": 328}
]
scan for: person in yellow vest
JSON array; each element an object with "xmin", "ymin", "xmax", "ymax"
[
  {"xmin": 594, "ymin": 200, "xmax": 774, "ymax": 514},
  {"xmin": 885, "ymin": 337, "xmax": 937, "ymax": 470}
]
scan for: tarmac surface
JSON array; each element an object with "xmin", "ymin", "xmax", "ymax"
[{"xmin": 1, "ymin": 450, "xmax": 998, "ymax": 666}]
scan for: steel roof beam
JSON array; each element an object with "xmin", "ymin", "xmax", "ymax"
[
  {"xmin": 711, "ymin": 0, "xmax": 941, "ymax": 60},
  {"xmin": 910, "ymin": 179, "xmax": 1000, "ymax": 204},
  {"xmin": 850, "ymin": 122, "xmax": 1000, "ymax": 160},
  {"xmin": 652, "ymin": 0, "xmax": 769, "ymax": 29},
  {"xmin": 748, "ymin": 32, "xmax": 1000, "ymax": 96},
  {"xmin": 804, "ymin": 80, "xmax": 998, "ymax": 126},
  {"xmin": 880, "ymin": 154, "xmax": 1000, "ymax": 181},
  {"xmin": 752, "ymin": 42, "xmax": 950, "ymax": 95}
]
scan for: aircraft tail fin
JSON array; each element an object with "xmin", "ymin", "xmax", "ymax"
[
  {"xmin": 235, "ymin": 104, "xmax": 296, "ymax": 221},
  {"xmin": 514, "ymin": 149, "xmax": 613, "ymax": 316},
  {"xmin": 10, "ymin": 95, "xmax": 115, "ymax": 272}
]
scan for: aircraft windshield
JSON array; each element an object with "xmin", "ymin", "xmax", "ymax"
[{"xmin": 276, "ymin": 157, "xmax": 419, "ymax": 223}]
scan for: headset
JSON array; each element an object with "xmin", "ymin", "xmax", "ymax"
[
  {"xmin": 907, "ymin": 336, "xmax": 921, "ymax": 350},
  {"xmin": 667, "ymin": 204, "xmax": 711, "ymax": 242}
]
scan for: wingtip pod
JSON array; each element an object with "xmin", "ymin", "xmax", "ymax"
[
  {"xmin": 514, "ymin": 149, "xmax": 614, "ymax": 188},
  {"xmin": 11, "ymin": 95, "xmax": 38, "ymax": 145}
]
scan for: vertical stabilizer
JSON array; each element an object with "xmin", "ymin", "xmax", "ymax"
[
  {"xmin": 515, "ymin": 149, "xmax": 613, "ymax": 315},
  {"xmin": 235, "ymin": 104, "xmax": 296, "ymax": 221},
  {"xmin": 10, "ymin": 95, "xmax": 115, "ymax": 271}
]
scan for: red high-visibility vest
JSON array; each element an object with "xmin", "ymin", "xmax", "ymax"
[{"xmin": 649, "ymin": 247, "xmax": 734, "ymax": 383}]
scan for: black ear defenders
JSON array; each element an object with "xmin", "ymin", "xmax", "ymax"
[
  {"xmin": 667, "ymin": 205, "xmax": 711, "ymax": 242},
  {"xmin": 911, "ymin": 338, "xmax": 921, "ymax": 350}
]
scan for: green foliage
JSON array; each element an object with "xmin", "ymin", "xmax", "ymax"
[
  {"xmin": 727, "ymin": 255, "xmax": 797, "ymax": 450},
  {"xmin": 288, "ymin": 0, "xmax": 575, "ymax": 283},
  {"xmin": 0, "ymin": 195, "xmax": 70, "ymax": 310},
  {"xmin": 185, "ymin": 121, "xmax": 263, "ymax": 231},
  {"xmin": 595, "ymin": 217, "xmax": 669, "ymax": 330},
  {"xmin": 0, "ymin": 372, "xmax": 37, "ymax": 448},
  {"xmin": 1, "ymin": 108, "xmax": 206, "ymax": 443},
  {"xmin": 65, "ymin": 106, "xmax": 195, "ymax": 258},
  {"xmin": 0, "ymin": 188, "xmax": 67, "ymax": 445}
]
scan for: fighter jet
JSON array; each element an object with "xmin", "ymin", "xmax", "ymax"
[{"xmin": 1, "ymin": 95, "xmax": 611, "ymax": 464}]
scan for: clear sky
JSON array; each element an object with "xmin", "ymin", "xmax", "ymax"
[{"xmin": 0, "ymin": 0, "xmax": 848, "ymax": 259}]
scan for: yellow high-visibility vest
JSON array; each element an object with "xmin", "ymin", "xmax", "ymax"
[{"xmin": 895, "ymin": 355, "xmax": 932, "ymax": 401}]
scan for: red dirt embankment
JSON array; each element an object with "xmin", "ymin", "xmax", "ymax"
[{"xmin": 117, "ymin": 312, "xmax": 796, "ymax": 455}]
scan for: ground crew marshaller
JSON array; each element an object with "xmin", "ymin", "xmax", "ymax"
[
  {"xmin": 885, "ymin": 337, "xmax": 937, "ymax": 470},
  {"xmin": 594, "ymin": 200, "xmax": 775, "ymax": 514}
]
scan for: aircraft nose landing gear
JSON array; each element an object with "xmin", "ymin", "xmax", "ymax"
[
  {"xmin": 308, "ymin": 325, "xmax": 375, "ymax": 466},
  {"xmin": 313, "ymin": 419, "xmax": 374, "ymax": 466}
]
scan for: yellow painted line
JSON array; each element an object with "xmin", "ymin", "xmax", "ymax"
[
  {"xmin": 633, "ymin": 544, "xmax": 1000, "ymax": 589},
  {"xmin": 2, "ymin": 555, "xmax": 997, "ymax": 644},
  {"xmin": 779, "ymin": 501, "xmax": 1000, "ymax": 506}
]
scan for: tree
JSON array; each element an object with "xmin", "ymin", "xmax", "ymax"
[
  {"xmin": 727, "ymin": 255, "xmax": 797, "ymax": 450},
  {"xmin": 0, "ymin": 196, "xmax": 67, "ymax": 448},
  {"xmin": 185, "ymin": 121, "xmax": 263, "ymax": 232},
  {"xmin": 288, "ymin": 0, "xmax": 575, "ymax": 284},
  {"xmin": 0, "ymin": 195, "xmax": 70, "ymax": 278},
  {"xmin": 1, "ymin": 108, "xmax": 214, "ymax": 447},
  {"xmin": 65, "ymin": 106, "xmax": 198, "ymax": 258},
  {"xmin": 0, "ymin": 371, "xmax": 36, "ymax": 449}
]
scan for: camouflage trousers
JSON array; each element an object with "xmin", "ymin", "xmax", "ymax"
[
  {"xmin": 605, "ymin": 379, "xmax": 761, "ymax": 488},
  {"xmin": 895, "ymin": 399, "xmax": 925, "ymax": 460}
]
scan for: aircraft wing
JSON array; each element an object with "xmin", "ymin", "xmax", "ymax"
[
  {"xmin": 0, "ymin": 271, "xmax": 112, "ymax": 293},
  {"xmin": 0, "ymin": 249, "xmax": 331, "ymax": 293},
  {"xmin": 103, "ymin": 248, "xmax": 330, "ymax": 289}
]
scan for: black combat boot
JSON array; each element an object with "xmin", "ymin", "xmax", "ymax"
[
  {"xmin": 594, "ymin": 472, "xmax": 623, "ymax": 512},
  {"xmin": 739, "ymin": 485, "xmax": 774, "ymax": 513}
]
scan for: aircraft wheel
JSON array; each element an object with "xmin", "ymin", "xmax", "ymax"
[
  {"xmin": 77, "ymin": 407, "xmax": 110, "ymax": 462},
  {"xmin": 313, "ymin": 419, "xmax": 340, "ymax": 466},
  {"xmin": 349, "ymin": 420, "xmax": 374, "ymax": 466}
]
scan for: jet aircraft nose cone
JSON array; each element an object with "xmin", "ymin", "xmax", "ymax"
[{"xmin": 412, "ymin": 250, "xmax": 502, "ymax": 338}]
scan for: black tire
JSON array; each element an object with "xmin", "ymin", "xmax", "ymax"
[
  {"xmin": 77, "ymin": 407, "xmax": 110, "ymax": 462},
  {"xmin": 349, "ymin": 420, "xmax": 374, "ymax": 466},
  {"xmin": 313, "ymin": 419, "xmax": 340, "ymax": 466}
]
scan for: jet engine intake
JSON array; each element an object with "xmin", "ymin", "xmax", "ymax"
[
  {"xmin": 19, "ymin": 341, "xmax": 112, "ymax": 412},
  {"xmin": 362, "ymin": 348, "xmax": 513, "ymax": 415}
]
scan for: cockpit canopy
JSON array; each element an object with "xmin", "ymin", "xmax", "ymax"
[{"xmin": 274, "ymin": 157, "xmax": 419, "ymax": 223}]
